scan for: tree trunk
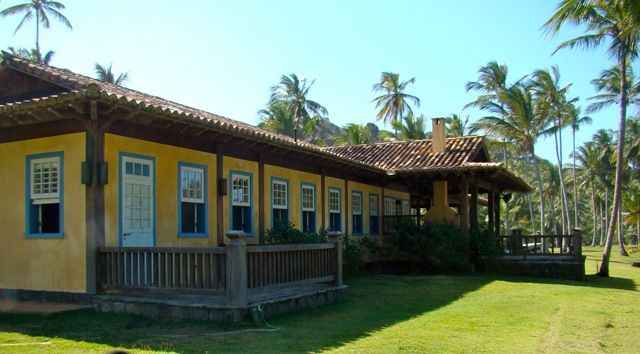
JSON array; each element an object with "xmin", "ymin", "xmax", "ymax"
[
  {"xmin": 503, "ymin": 141, "xmax": 510, "ymax": 232},
  {"xmin": 637, "ymin": 218, "xmax": 639, "ymax": 247},
  {"xmin": 618, "ymin": 206, "xmax": 627, "ymax": 255},
  {"xmin": 605, "ymin": 187, "xmax": 610, "ymax": 242},
  {"xmin": 554, "ymin": 120, "xmax": 571, "ymax": 234},
  {"xmin": 600, "ymin": 201, "xmax": 605, "ymax": 246},
  {"xmin": 35, "ymin": 11, "xmax": 40, "ymax": 59},
  {"xmin": 551, "ymin": 194, "xmax": 558, "ymax": 235},
  {"xmin": 573, "ymin": 125, "xmax": 579, "ymax": 228},
  {"xmin": 591, "ymin": 183, "xmax": 597, "ymax": 246},
  {"xmin": 523, "ymin": 156, "xmax": 536, "ymax": 233},
  {"xmin": 599, "ymin": 55, "xmax": 630, "ymax": 276},
  {"xmin": 532, "ymin": 150, "xmax": 545, "ymax": 235}
]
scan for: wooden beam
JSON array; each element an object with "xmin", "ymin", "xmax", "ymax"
[
  {"xmin": 460, "ymin": 174, "xmax": 469, "ymax": 234},
  {"xmin": 345, "ymin": 177, "xmax": 349, "ymax": 236},
  {"xmin": 470, "ymin": 175, "xmax": 478, "ymax": 230},
  {"xmin": 321, "ymin": 170, "xmax": 326, "ymax": 230},
  {"xmin": 216, "ymin": 143, "xmax": 225, "ymax": 246},
  {"xmin": 258, "ymin": 153, "xmax": 265, "ymax": 244}
]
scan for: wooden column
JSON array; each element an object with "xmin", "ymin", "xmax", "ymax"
[
  {"xmin": 459, "ymin": 175, "xmax": 469, "ymax": 234},
  {"xmin": 321, "ymin": 170, "xmax": 326, "ymax": 230},
  {"xmin": 216, "ymin": 143, "xmax": 225, "ymax": 246},
  {"xmin": 381, "ymin": 186, "xmax": 386, "ymax": 234},
  {"xmin": 225, "ymin": 237, "xmax": 247, "ymax": 306},
  {"xmin": 488, "ymin": 189, "xmax": 495, "ymax": 232},
  {"xmin": 344, "ymin": 177, "xmax": 349, "ymax": 235},
  {"xmin": 85, "ymin": 101, "xmax": 106, "ymax": 294},
  {"xmin": 258, "ymin": 154, "xmax": 265, "ymax": 244},
  {"xmin": 470, "ymin": 176, "xmax": 478, "ymax": 230},
  {"xmin": 494, "ymin": 191, "xmax": 501, "ymax": 235}
]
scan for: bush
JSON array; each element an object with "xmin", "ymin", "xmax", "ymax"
[
  {"xmin": 265, "ymin": 223, "xmax": 328, "ymax": 244},
  {"xmin": 388, "ymin": 219, "xmax": 469, "ymax": 272},
  {"xmin": 342, "ymin": 234, "xmax": 364, "ymax": 274}
]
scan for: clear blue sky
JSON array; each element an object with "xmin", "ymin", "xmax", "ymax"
[{"xmin": 1, "ymin": 0, "xmax": 634, "ymax": 162}]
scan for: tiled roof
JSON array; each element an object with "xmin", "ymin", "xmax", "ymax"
[
  {"xmin": 0, "ymin": 54, "xmax": 530, "ymax": 191},
  {"xmin": 0, "ymin": 53, "xmax": 382, "ymax": 173},
  {"xmin": 324, "ymin": 136, "xmax": 486, "ymax": 171}
]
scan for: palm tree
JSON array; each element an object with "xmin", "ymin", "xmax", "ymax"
[
  {"xmin": 257, "ymin": 103, "xmax": 296, "ymax": 138},
  {"xmin": 269, "ymin": 73, "xmax": 327, "ymax": 142},
  {"xmin": 465, "ymin": 61, "xmax": 510, "ymax": 109},
  {"xmin": 567, "ymin": 105, "xmax": 592, "ymax": 228},
  {"xmin": 333, "ymin": 123, "xmax": 372, "ymax": 146},
  {"xmin": 392, "ymin": 113, "xmax": 428, "ymax": 141},
  {"xmin": 544, "ymin": 0, "xmax": 640, "ymax": 276},
  {"xmin": 371, "ymin": 72, "xmax": 421, "ymax": 130},
  {"xmin": 587, "ymin": 65, "xmax": 640, "ymax": 114},
  {"xmin": 622, "ymin": 183, "xmax": 640, "ymax": 246},
  {"xmin": 1, "ymin": 0, "xmax": 72, "ymax": 59},
  {"xmin": 532, "ymin": 66, "xmax": 575, "ymax": 234},
  {"xmin": 470, "ymin": 82, "xmax": 551, "ymax": 235},
  {"xmin": 575, "ymin": 142, "xmax": 600, "ymax": 245},
  {"xmin": 445, "ymin": 114, "xmax": 470, "ymax": 137},
  {"xmin": 6, "ymin": 46, "xmax": 54, "ymax": 64},
  {"xmin": 94, "ymin": 63, "xmax": 129, "ymax": 86}
]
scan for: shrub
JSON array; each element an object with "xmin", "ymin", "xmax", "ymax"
[
  {"xmin": 388, "ymin": 219, "xmax": 469, "ymax": 272},
  {"xmin": 342, "ymin": 234, "xmax": 364, "ymax": 274},
  {"xmin": 265, "ymin": 223, "xmax": 328, "ymax": 244}
]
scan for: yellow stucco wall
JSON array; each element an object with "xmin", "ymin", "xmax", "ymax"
[
  {"xmin": 0, "ymin": 133, "xmax": 87, "ymax": 293},
  {"xmin": 264, "ymin": 164, "xmax": 322, "ymax": 232},
  {"xmin": 104, "ymin": 134, "xmax": 218, "ymax": 248},
  {"xmin": 223, "ymin": 156, "xmax": 259, "ymax": 244}
]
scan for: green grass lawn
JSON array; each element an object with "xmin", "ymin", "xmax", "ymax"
[{"xmin": 1, "ymin": 246, "xmax": 638, "ymax": 353}]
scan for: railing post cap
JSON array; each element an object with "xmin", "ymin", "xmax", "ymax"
[
  {"xmin": 573, "ymin": 228, "xmax": 583, "ymax": 233},
  {"xmin": 327, "ymin": 231, "xmax": 343, "ymax": 239},
  {"xmin": 226, "ymin": 230, "xmax": 247, "ymax": 241}
]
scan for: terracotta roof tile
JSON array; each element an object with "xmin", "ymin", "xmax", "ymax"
[{"xmin": 324, "ymin": 136, "xmax": 486, "ymax": 171}]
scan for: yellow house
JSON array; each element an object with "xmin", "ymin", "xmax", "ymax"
[{"xmin": 0, "ymin": 54, "xmax": 529, "ymax": 300}]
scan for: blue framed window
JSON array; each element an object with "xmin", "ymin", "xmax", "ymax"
[
  {"xmin": 25, "ymin": 152, "xmax": 64, "ymax": 238},
  {"xmin": 230, "ymin": 171, "xmax": 252, "ymax": 234},
  {"xmin": 271, "ymin": 177, "xmax": 289, "ymax": 227},
  {"xmin": 369, "ymin": 194, "xmax": 379, "ymax": 235},
  {"xmin": 352, "ymin": 191, "xmax": 363, "ymax": 235},
  {"xmin": 328, "ymin": 187, "xmax": 341, "ymax": 232},
  {"xmin": 301, "ymin": 183, "xmax": 316, "ymax": 233},
  {"xmin": 178, "ymin": 162, "xmax": 207, "ymax": 237}
]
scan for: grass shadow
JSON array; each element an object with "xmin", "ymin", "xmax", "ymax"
[{"xmin": 0, "ymin": 274, "xmax": 490, "ymax": 353}]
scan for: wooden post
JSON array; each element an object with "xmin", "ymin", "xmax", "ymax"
[
  {"xmin": 345, "ymin": 178, "xmax": 349, "ymax": 235},
  {"xmin": 459, "ymin": 175, "xmax": 469, "ymax": 234},
  {"xmin": 487, "ymin": 189, "xmax": 495, "ymax": 232},
  {"xmin": 330, "ymin": 240, "xmax": 343, "ymax": 286},
  {"xmin": 225, "ymin": 235, "xmax": 248, "ymax": 306},
  {"xmin": 573, "ymin": 228, "xmax": 583, "ymax": 259},
  {"xmin": 216, "ymin": 144, "xmax": 225, "ymax": 246},
  {"xmin": 258, "ymin": 154, "xmax": 265, "ymax": 244},
  {"xmin": 85, "ymin": 100, "xmax": 106, "ymax": 294},
  {"xmin": 321, "ymin": 171, "xmax": 326, "ymax": 230},
  {"xmin": 470, "ymin": 176, "xmax": 478, "ymax": 230},
  {"xmin": 494, "ymin": 191, "xmax": 501, "ymax": 236},
  {"xmin": 381, "ymin": 186, "xmax": 386, "ymax": 235},
  {"xmin": 511, "ymin": 228, "xmax": 519, "ymax": 255}
]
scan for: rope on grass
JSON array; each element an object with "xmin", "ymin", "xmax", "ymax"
[{"xmin": 0, "ymin": 341, "xmax": 53, "ymax": 347}]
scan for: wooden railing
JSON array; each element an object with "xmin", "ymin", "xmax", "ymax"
[
  {"xmin": 496, "ymin": 228, "xmax": 583, "ymax": 258},
  {"xmin": 247, "ymin": 243, "xmax": 338, "ymax": 290},
  {"xmin": 97, "ymin": 247, "xmax": 226, "ymax": 292},
  {"xmin": 97, "ymin": 239, "xmax": 343, "ymax": 306}
]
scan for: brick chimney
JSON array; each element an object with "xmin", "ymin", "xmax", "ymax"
[{"xmin": 432, "ymin": 118, "xmax": 446, "ymax": 153}]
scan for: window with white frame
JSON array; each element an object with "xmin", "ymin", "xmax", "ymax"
[
  {"xmin": 271, "ymin": 179, "xmax": 288, "ymax": 227},
  {"xmin": 27, "ymin": 153, "xmax": 63, "ymax": 235},
  {"xmin": 384, "ymin": 198, "xmax": 396, "ymax": 216},
  {"xmin": 352, "ymin": 191, "xmax": 363, "ymax": 235},
  {"xmin": 179, "ymin": 164, "xmax": 206, "ymax": 235},
  {"xmin": 369, "ymin": 194, "xmax": 379, "ymax": 234},
  {"xmin": 402, "ymin": 200, "xmax": 411, "ymax": 216},
  {"xmin": 231, "ymin": 173, "xmax": 251, "ymax": 233},
  {"xmin": 328, "ymin": 188, "xmax": 341, "ymax": 232},
  {"xmin": 301, "ymin": 184, "xmax": 316, "ymax": 233}
]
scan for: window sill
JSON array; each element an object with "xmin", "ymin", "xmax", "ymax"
[
  {"xmin": 25, "ymin": 232, "xmax": 64, "ymax": 239},
  {"xmin": 178, "ymin": 233, "xmax": 209, "ymax": 239}
]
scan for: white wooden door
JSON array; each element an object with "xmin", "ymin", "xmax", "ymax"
[{"xmin": 121, "ymin": 156, "xmax": 154, "ymax": 247}]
